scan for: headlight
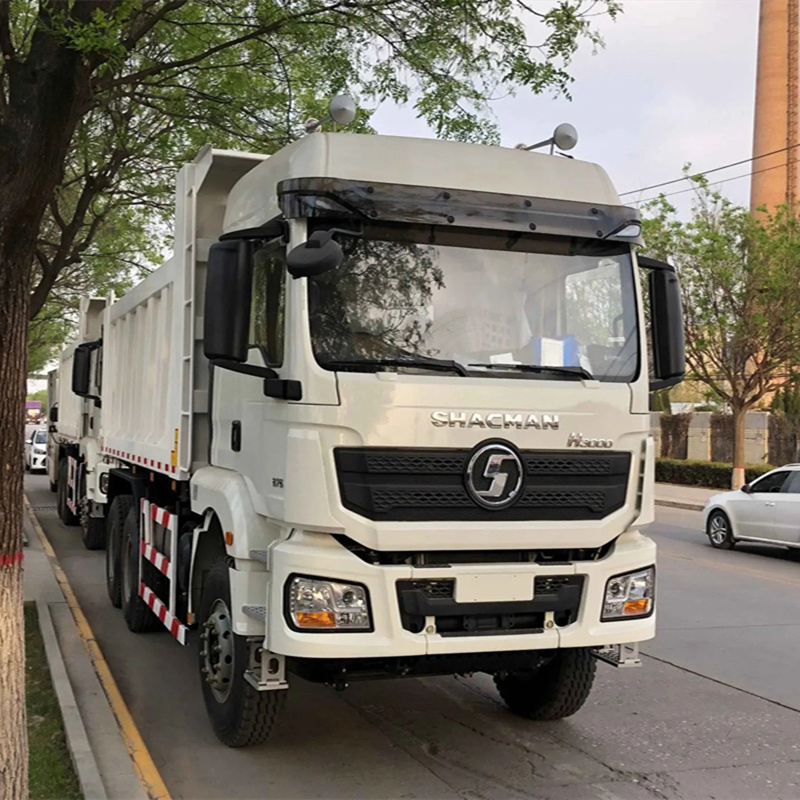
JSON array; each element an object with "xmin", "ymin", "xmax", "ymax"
[
  {"xmin": 33, "ymin": 446, "xmax": 46, "ymax": 454},
  {"xmin": 99, "ymin": 473, "xmax": 109, "ymax": 494},
  {"xmin": 288, "ymin": 576, "xmax": 372, "ymax": 631},
  {"xmin": 602, "ymin": 567, "xmax": 655, "ymax": 621}
]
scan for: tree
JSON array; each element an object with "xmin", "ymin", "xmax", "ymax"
[
  {"xmin": 642, "ymin": 178, "xmax": 800, "ymax": 489},
  {"xmin": 0, "ymin": 2, "xmax": 620, "ymax": 795}
]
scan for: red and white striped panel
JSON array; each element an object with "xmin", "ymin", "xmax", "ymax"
[
  {"xmin": 139, "ymin": 583, "xmax": 187, "ymax": 645},
  {"xmin": 101, "ymin": 447, "xmax": 178, "ymax": 475},
  {"xmin": 140, "ymin": 541, "xmax": 170, "ymax": 577},
  {"xmin": 150, "ymin": 503, "xmax": 173, "ymax": 530}
]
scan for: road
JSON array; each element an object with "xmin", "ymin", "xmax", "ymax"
[{"xmin": 25, "ymin": 473, "xmax": 800, "ymax": 800}]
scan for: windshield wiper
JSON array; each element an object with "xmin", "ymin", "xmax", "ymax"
[
  {"xmin": 323, "ymin": 357, "xmax": 470, "ymax": 376},
  {"xmin": 467, "ymin": 363, "xmax": 594, "ymax": 380}
]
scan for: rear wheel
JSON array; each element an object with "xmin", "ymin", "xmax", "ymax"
[
  {"xmin": 106, "ymin": 496, "xmax": 134, "ymax": 608},
  {"xmin": 57, "ymin": 459, "xmax": 78, "ymax": 526},
  {"xmin": 707, "ymin": 510, "xmax": 735, "ymax": 550},
  {"xmin": 199, "ymin": 559, "xmax": 285, "ymax": 747},
  {"xmin": 121, "ymin": 507, "xmax": 161, "ymax": 632},
  {"xmin": 494, "ymin": 648, "xmax": 597, "ymax": 721}
]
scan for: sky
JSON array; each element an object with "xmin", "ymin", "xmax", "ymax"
[{"xmin": 371, "ymin": 0, "xmax": 760, "ymax": 218}]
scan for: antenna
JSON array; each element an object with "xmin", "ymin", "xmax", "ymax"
[
  {"xmin": 515, "ymin": 123, "xmax": 578, "ymax": 154},
  {"xmin": 304, "ymin": 94, "xmax": 357, "ymax": 134}
]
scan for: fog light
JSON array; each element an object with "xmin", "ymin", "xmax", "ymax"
[
  {"xmin": 288, "ymin": 576, "xmax": 371, "ymax": 631},
  {"xmin": 602, "ymin": 567, "xmax": 654, "ymax": 621}
]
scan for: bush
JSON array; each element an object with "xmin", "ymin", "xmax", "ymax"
[{"xmin": 655, "ymin": 459, "xmax": 775, "ymax": 489}]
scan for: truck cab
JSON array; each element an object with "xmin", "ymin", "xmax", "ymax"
[{"xmin": 199, "ymin": 134, "xmax": 682, "ymax": 728}]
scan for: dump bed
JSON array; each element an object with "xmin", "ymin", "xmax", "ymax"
[{"xmin": 100, "ymin": 148, "xmax": 265, "ymax": 480}]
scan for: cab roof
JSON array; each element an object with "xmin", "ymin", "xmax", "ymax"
[{"xmin": 223, "ymin": 133, "xmax": 623, "ymax": 234}]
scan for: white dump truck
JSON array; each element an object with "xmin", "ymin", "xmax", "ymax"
[
  {"xmin": 50, "ymin": 297, "xmax": 110, "ymax": 548},
  {"xmin": 65, "ymin": 125, "xmax": 683, "ymax": 747}
]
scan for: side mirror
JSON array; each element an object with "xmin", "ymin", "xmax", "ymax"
[
  {"xmin": 741, "ymin": 483, "xmax": 752, "ymax": 494},
  {"xmin": 641, "ymin": 257, "xmax": 685, "ymax": 391},
  {"xmin": 204, "ymin": 240, "xmax": 253, "ymax": 363},
  {"xmin": 72, "ymin": 344, "xmax": 92, "ymax": 396},
  {"xmin": 49, "ymin": 405, "xmax": 58, "ymax": 423},
  {"xmin": 287, "ymin": 231, "xmax": 343, "ymax": 279}
]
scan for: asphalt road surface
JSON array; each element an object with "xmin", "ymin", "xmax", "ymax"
[{"xmin": 26, "ymin": 473, "xmax": 800, "ymax": 800}]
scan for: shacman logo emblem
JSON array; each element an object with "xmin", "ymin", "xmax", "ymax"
[{"xmin": 465, "ymin": 442, "xmax": 524, "ymax": 510}]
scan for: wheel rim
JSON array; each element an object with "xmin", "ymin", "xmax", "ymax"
[
  {"xmin": 200, "ymin": 599, "xmax": 235, "ymax": 703},
  {"xmin": 709, "ymin": 514, "xmax": 728, "ymax": 544}
]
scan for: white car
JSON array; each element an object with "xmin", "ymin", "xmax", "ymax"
[
  {"xmin": 24, "ymin": 427, "xmax": 48, "ymax": 472},
  {"xmin": 703, "ymin": 464, "xmax": 800, "ymax": 551}
]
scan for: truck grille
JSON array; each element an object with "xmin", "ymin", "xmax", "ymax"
[{"xmin": 334, "ymin": 448, "xmax": 630, "ymax": 522}]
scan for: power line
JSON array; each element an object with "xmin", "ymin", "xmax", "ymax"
[
  {"xmin": 635, "ymin": 156, "xmax": 800, "ymax": 205},
  {"xmin": 619, "ymin": 142, "xmax": 800, "ymax": 197}
]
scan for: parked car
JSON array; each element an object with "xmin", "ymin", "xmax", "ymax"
[
  {"xmin": 703, "ymin": 464, "xmax": 800, "ymax": 550},
  {"xmin": 24, "ymin": 427, "xmax": 48, "ymax": 472}
]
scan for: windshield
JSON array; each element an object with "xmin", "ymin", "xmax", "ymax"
[
  {"xmin": 33, "ymin": 430, "xmax": 46, "ymax": 444},
  {"xmin": 307, "ymin": 224, "xmax": 639, "ymax": 383}
]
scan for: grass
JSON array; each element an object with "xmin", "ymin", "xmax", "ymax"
[{"xmin": 25, "ymin": 603, "xmax": 82, "ymax": 800}]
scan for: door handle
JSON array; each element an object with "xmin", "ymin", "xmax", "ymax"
[{"xmin": 765, "ymin": 502, "xmax": 776, "ymax": 507}]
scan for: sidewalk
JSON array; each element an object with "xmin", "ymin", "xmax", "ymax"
[
  {"xmin": 655, "ymin": 482, "xmax": 719, "ymax": 512},
  {"xmin": 23, "ymin": 505, "xmax": 149, "ymax": 800}
]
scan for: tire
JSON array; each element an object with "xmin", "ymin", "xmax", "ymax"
[
  {"xmin": 121, "ymin": 507, "xmax": 161, "ymax": 633},
  {"xmin": 707, "ymin": 510, "xmax": 735, "ymax": 550},
  {"xmin": 494, "ymin": 648, "xmax": 597, "ymax": 721},
  {"xmin": 106, "ymin": 496, "xmax": 134, "ymax": 608},
  {"xmin": 57, "ymin": 459, "xmax": 78, "ymax": 526},
  {"xmin": 82, "ymin": 514, "xmax": 106, "ymax": 551},
  {"xmin": 199, "ymin": 559, "xmax": 285, "ymax": 747},
  {"xmin": 49, "ymin": 479, "xmax": 57, "ymax": 493}
]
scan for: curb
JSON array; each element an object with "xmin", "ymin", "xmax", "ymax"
[
  {"xmin": 655, "ymin": 499, "xmax": 706, "ymax": 512},
  {"xmin": 36, "ymin": 598, "xmax": 108, "ymax": 800},
  {"xmin": 24, "ymin": 497, "xmax": 172, "ymax": 800}
]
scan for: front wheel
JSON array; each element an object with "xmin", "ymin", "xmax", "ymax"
[
  {"xmin": 707, "ymin": 510, "xmax": 735, "ymax": 550},
  {"xmin": 82, "ymin": 514, "xmax": 106, "ymax": 551},
  {"xmin": 494, "ymin": 648, "xmax": 597, "ymax": 721},
  {"xmin": 198, "ymin": 559, "xmax": 285, "ymax": 747}
]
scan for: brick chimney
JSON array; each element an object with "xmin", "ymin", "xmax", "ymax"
[{"xmin": 750, "ymin": 0, "xmax": 799, "ymax": 212}]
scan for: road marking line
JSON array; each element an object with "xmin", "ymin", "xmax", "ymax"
[
  {"xmin": 660, "ymin": 548, "xmax": 800, "ymax": 588},
  {"xmin": 25, "ymin": 496, "xmax": 172, "ymax": 800}
]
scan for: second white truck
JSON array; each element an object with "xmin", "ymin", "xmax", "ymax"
[{"xmin": 62, "ymin": 127, "xmax": 684, "ymax": 746}]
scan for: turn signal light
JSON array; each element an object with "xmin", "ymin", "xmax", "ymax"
[
  {"xmin": 295, "ymin": 611, "xmax": 336, "ymax": 628},
  {"xmin": 623, "ymin": 599, "xmax": 650, "ymax": 616}
]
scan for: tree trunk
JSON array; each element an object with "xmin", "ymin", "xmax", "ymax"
[
  {"xmin": 0, "ymin": 258, "xmax": 30, "ymax": 800},
  {"xmin": 732, "ymin": 405, "xmax": 747, "ymax": 490}
]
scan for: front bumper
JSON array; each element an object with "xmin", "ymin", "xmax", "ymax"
[
  {"xmin": 30, "ymin": 452, "xmax": 46, "ymax": 471},
  {"xmin": 265, "ymin": 530, "xmax": 656, "ymax": 659}
]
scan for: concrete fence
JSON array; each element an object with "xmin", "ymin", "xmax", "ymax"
[{"xmin": 650, "ymin": 411, "xmax": 774, "ymax": 465}]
